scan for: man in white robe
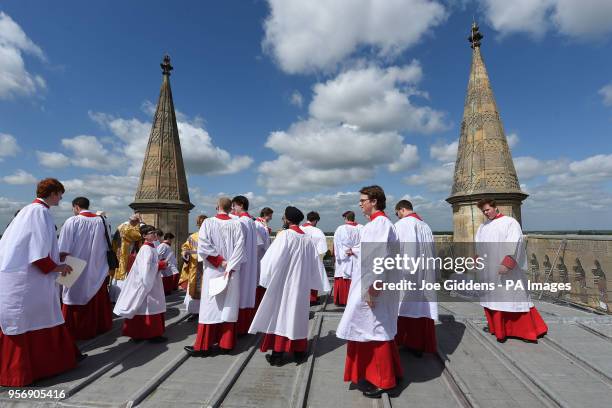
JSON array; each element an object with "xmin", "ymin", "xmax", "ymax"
[
  {"xmin": 184, "ymin": 197, "xmax": 245, "ymax": 356},
  {"xmin": 249, "ymin": 206, "xmax": 322, "ymax": 365},
  {"xmin": 59, "ymin": 196, "xmax": 113, "ymax": 340},
  {"xmin": 301, "ymin": 211, "xmax": 331, "ymax": 304},
  {"xmin": 0, "ymin": 178, "xmax": 82, "ymax": 386},
  {"xmin": 254, "ymin": 207, "xmax": 273, "ymax": 308},
  {"xmin": 158, "ymin": 232, "xmax": 179, "ymax": 295},
  {"xmin": 336, "ymin": 185, "xmax": 403, "ymax": 398},
  {"xmin": 231, "ymin": 195, "xmax": 260, "ymax": 335},
  {"xmin": 476, "ymin": 198, "xmax": 548, "ymax": 343},
  {"xmin": 114, "ymin": 225, "xmax": 167, "ymax": 342},
  {"xmin": 394, "ymin": 200, "xmax": 438, "ymax": 356},
  {"xmin": 332, "ymin": 211, "xmax": 361, "ymax": 306}
]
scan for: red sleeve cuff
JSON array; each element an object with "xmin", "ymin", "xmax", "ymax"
[
  {"xmin": 158, "ymin": 260, "xmax": 168, "ymax": 270},
  {"xmin": 33, "ymin": 256, "xmax": 57, "ymax": 274},
  {"xmin": 501, "ymin": 255, "xmax": 517, "ymax": 269},
  {"xmin": 206, "ymin": 255, "xmax": 225, "ymax": 268}
]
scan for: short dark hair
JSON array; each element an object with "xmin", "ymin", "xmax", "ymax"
[
  {"xmin": 72, "ymin": 196, "xmax": 90, "ymax": 209},
  {"xmin": 36, "ymin": 178, "xmax": 65, "ymax": 199},
  {"xmin": 196, "ymin": 214, "xmax": 207, "ymax": 227},
  {"xmin": 359, "ymin": 185, "xmax": 386, "ymax": 211},
  {"xmin": 155, "ymin": 229, "xmax": 164, "ymax": 237},
  {"xmin": 395, "ymin": 200, "xmax": 413, "ymax": 211},
  {"xmin": 260, "ymin": 207, "xmax": 273, "ymax": 217},
  {"xmin": 342, "ymin": 210, "xmax": 355, "ymax": 221},
  {"xmin": 477, "ymin": 198, "xmax": 497, "ymax": 209},
  {"xmin": 307, "ymin": 211, "xmax": 320, "ymax": 222},
  {"xmin": 232, "ymin": 195, "xmax": 249, "ymax": 211},
  {"xmin": 164, "ymin": 232, "xmax": 175, "ymax": 240},
  {"xmin": 140, "ymin": 224, "xmax": 156, "ymax": 236}
]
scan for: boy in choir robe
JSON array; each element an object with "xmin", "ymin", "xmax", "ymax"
[
  {"xmin": 301, "ymin": 211, "xmax": 331, "ymax": 304},
  {"xmin": 181, "ymin": 215, "xmax": 207, "ymax": 319},
  {"xmin": 158, "ymin": 232, "xmax": 179, "ymax": 295},
  {"xmin": 394, "ymin": 200, "xmax": 438, "ymax": 356},
  {"xmin": 184, "ymin": 197, "xmax": 245, "ymax": 356},
  {"xmin": 254, "ymin": 207, "xmax": 273, "ymax": 308},
  {"xmin": 476, "ymin": 198, "xmax": 548, "ymax": 343},
  {"xmin": 109, "ymin": 214, "xmax": 142, "ymax": 302},
  {"xmin": 249, "ymin": 206, "xmax": 322, "ymax": 366},
  {"xmin": 231, "ymin": 195, "xmax": 261, "ymax": 335},
  {"xmin": 113, "ymin": 225, "xmax": 168, "ymax": 342},
  {"xmin": 0, "ymin": 178, "xmax": 84, "ymax": 387},
  {"xmin": 332, "ymin": 210, "xmax": 361, "ymax": 306},
  {"xmin": 59, "ymin": 196, "xmax": 113, "ymax": 340},
  {"xmin": 336, "ymin": 185, "xmax": 403, "ymax": 398}
]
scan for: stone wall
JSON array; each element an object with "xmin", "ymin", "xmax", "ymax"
[{"xmin": 323, "ymin": 234, "xmax": 611, "ymax": 314}]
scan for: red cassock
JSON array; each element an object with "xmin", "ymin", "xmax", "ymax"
[
  {"xmin": 193, "ymin": 322, "xmax": 236, "ymax": 351},
  {"xmin": 310, "ymin": 289, "xmax": 318, "ymax": 303},
  {"xmin": 484, "ymin": 307, "xmax": 548, "ymax": 341},
  {"xmin": 344, "ymin": 340, "xmax": 403, "ymax": 390},
  {"xmin": 260, "ymin": 334, "xmax": 307, "ymax": 353},
  {"xmin": 122, "ymin": 313, "xmax": 165, "ymax": 339},
  {"xmin": 236, "ymin": 308, "xmax": 256, "ymax": 335},
  {"xmin": 62, "ymin": 278, "xmax": 113, "ymax": 340},
  {"xmin": 0, "ymin": 324, "xmax": 79, "ymax": 387},
  {"xmin": 162, "ymin": 275, "xmax": 175, "ymax": 295},
  {"xmin": 395, "ymin": 316, "xmax": 437, "ymax": 353},
  {"xmin": 254, "ymin": 286, "xmax": 266, "ymax": 310},
  {"xmin": 333, "ymin": 278, "xmax": 351, "ymax": 306}
]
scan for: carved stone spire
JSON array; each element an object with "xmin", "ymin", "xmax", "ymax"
[
  {"xmin": 446, "ymin": 24, "xmax": 528, "ymax": 242},
  {"xmin": 130, "ymin": 55, "xmax": 194, "ymax": 257}
]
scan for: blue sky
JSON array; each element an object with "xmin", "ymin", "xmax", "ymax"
[{"xmin": 1, "ymin": 0, "xmax": 611, "ymax": 233}]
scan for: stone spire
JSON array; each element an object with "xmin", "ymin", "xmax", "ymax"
[
  {"xmin": 446, "ymin": 23, "xmax": 528, "ymax": 242},
  {"xmin": 130, "ymin": 55, "xmax": 194, "ymax": 257}
]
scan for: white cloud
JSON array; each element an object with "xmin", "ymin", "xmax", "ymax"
[
  {"xmin": 0, "ymin": 12, "xmax": 46, "ymax": 99},
  {"xmin": 0, "ymin": 133, "xmax": 20, "ymax": 160},
  {"xmin": 514, "ymin": 156, "xmax": 569, "ymax": 180},
  {"xmin": 506, "ymin": 132, "xmax": 519, "ymax": 149},
  {"xmin": 258, "ymin": 119, "xmax": 419, "ymax": 194},
  {"xmin": 262, "ymin": 0, "xmax": 447, "ymax": 73},
  {"xmin": 309, "ymin": 63, "xmax": 449, "ymax": 134},
  {"xmin": 89, "ymin": 111, "xmax": 253, "ymax": 176},
  {"xmin": 290, "ymin": 90, "xmax": 303, "ymax": 107},
  {"xmin": 2, "ymin": 169, "xmax": 37, "ymax": 185},
  {"xmin": 404, "ymin": 162, "xmax": 455, "ymax": 193},
  {"xmin": 478, "ymin": 0, "xmax": 612, "ymax": 40},
  {"xmin": 388, "ymin": 144, "xmax": 420, "ymax": 172},
  {"xmin": 62, "ymin": 135, "xmax": 124, "ymax": 170},
  {"xmin": 430, "ymin": 140, "xmax": 458, "ymax": 162},
  {"xmin": 599, "ymin": 83, "xmax": 612, "ymax": 107},
  {"xmin": 36, "ymin": 151, "xmax": 71, "ymax": 168}
]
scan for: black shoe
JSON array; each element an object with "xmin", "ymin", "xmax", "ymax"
[
  {"xmin": 187, "ymin": 314, "xmax": 199, "ymax": 322},
  {"xmin": 294, "ymin": 351, "xmax": 307, "ymax": 364},
  {"xmin": 184, "ymin": 345, "xmax": 209, "ymax": 357},
  {"xmin": 521, "ymin": 338, "xmax": 538, "ymax": 344},
  {"xmin": 76, "ymin": 353, "xmax": 88, "ymax": 363},
  {"xmin": 483, "ymin": 326, "xmax": 490, "ymax": 333},
  {"xmin": 404, "ymin": 347, "xmax": 423, "ymax": 358},
  {"xmin": 148, "ymin": 336, "xmax": 168, "ymax": 343},
  {"xmin": 497, "ymin": 337, "xmax": 507, "ymax": 343},
  {"xmin": 363, "ymin": 387, "xmax": 387, "ymax": 398},
  {"xmin": 265, "ymin": 352, "xmax": 282, "ymax": 366}
]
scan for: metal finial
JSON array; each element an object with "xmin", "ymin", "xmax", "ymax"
[
  {"xmin": 468, "ymin": 21, "xmax": 483, "ymax": 49},
  {"xmin": 161, "ymin": 54, "xmax": 173, "ymax": 76}
]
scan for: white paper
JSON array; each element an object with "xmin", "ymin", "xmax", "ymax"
[
  {"xmin": 56, "ymin": 256, "xmax": 86, "ymax": 288},
  {"xmin": 208, "ymin": 275, "xmax": 229, "ymax": 297}
]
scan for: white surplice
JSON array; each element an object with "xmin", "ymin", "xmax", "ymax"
[
  {"xmin": 113, "ymin": 244, "xmax": 166, "ymax": 319},
  {"xmin": 254, "ymin": 218, "xmax": 271, "ymax": 281},
  {"xmin": 336, "ymin": 213, "xmax": 400, "ymax": 342},
  {"xmin": 301, "ymin": 224, "xmax": 331, "ymax": 292},
  {"xmin": 476, "ymin": 215, "xmax": 532, "ymax": 312},
  {"xmin": 395, "ymin": 215, "xmax": 438, "ymax": 320},
  {"xmin": 249, "ymin": 228, "xmax": 323, "ymax": 339},
  {"xmin": 237, "ymin": 214, "xmax": 259, "ymax": 309},
  {"xmin": 0, "ymin": 201, "xmax": 63, "ymax": 335},
  {"xmin": 58, "ymin": 211, "xmax": 110, "ymax": 305},
  {"xmin": 157, "ymin": 242, "xmax": 179, "ymax": 277},
  {"xmin": 197, "ymin": 215, "xmax": 245, "ymax": 324},
  {"xmin": 333, "ymin": 223, "xmax": 362, "ymax": 279}
]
